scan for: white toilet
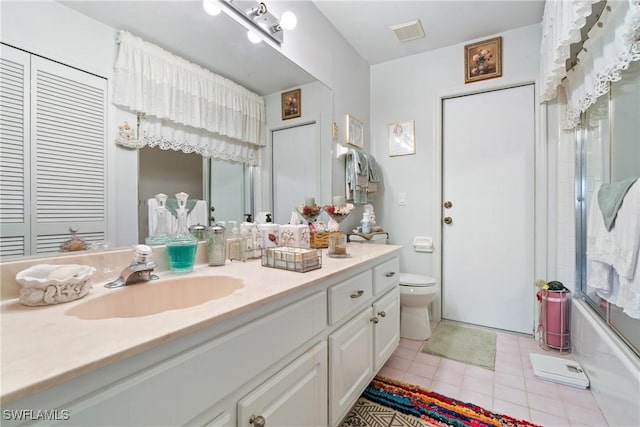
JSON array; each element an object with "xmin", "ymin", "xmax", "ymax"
[
  {"xmin": 349, "ymin": 233, "xmax": 438, "ymax": 340},
  {"xmin": 399, "ymin": 273, "xmax": 437, "ymax": 340}
]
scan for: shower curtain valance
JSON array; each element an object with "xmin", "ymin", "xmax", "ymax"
[
  {"xmin": 562, "ymin": 0, "xmax": 640, "ymax": 129},
  {"xmin": 113, "ymin": 30, "xmax": 265, "ymax": 164},
  {"xmin": 539, "ymin": 0, "xmax": 601, "ymax": 104}
]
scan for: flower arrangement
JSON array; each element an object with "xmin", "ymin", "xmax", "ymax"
[
  {"xmin": 471, "ymin": 49, "xmax": 492, "ymax": 76},
  {"xmin": 323, "ymin": 203, "xmax": 354, "ymax": 223},
  {"xmin": 296, "ymin": 203, "xmax": 322, "ymax": 224}
]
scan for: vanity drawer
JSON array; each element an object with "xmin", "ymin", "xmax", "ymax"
[
  {"xmin": 373, "ymin": 257, "xmax": 399, "ymax": 295},
  {"xmin": 328, "ymin": 270, "xmax": 373, "ymax": 325}
]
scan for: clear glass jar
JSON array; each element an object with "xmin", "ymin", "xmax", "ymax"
[{"xmin": 166, "ymin": 192, "xmax": 198, "ymax": 273}]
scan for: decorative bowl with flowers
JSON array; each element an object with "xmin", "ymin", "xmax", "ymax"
[
  {"xmin": 296, "ymin": 203, "xmax": 322, "ymax": 224},
  {"xmin": 323, "ymin": 203, "xmax": 354, "ymax": 231}
]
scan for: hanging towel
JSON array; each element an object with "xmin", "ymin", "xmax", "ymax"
[
  {"xmin": 597, "ymin": 176, "xmax": 639, "ymax": 231},
  {"xmin": 587, "ymin": 178, "xmax": 640, "ymax": 319}
]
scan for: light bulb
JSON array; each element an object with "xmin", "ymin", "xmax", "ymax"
[
  {"xmin": 280, "ymin": 11, "xmax": 297, "ymax": 30},
  {"xmin": 247, "ymin": 30, "xmax": 262, "ymax": 44},
  {"xmin": 202, "ymin": 0, "xmax": 221, "ymax": 16}
]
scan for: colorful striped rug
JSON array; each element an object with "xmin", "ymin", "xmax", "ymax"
[{"xmin": 342, "ymin": 375, "xmax": 541, "ymax": 427}]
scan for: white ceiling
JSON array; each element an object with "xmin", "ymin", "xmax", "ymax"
[
  {"xmin": 312, "ymin": 0, "xmax": 545, "ymax": 65},
  {"xmin": 58, "ymin": 1, "xmax": 545, "ymax": 94}
]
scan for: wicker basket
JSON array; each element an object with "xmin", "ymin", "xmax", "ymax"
[{"xmin": 310, "ymin": 231, "xmax": 342, "ymax": 248}]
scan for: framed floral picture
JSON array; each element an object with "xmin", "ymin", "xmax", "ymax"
[
  {"xmin": 281, "ymin": 88, "xmax": 301, "ymax": 120},
  {"xmin": 464, "ymin": 36, "xmax": 502, "ymax": 84},
  {"xmin": 388, "ymin": 120, "xmax": 415, "ymax": 156},
  {"xmin": 346, "ymin": 114, "xmax": 363, "ymax": 148}
]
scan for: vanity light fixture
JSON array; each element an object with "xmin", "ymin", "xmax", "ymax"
[
  {"xmin": 202, "ymin": 0, "xmax": 221, "ymax": 16},
  {"xmin": 217, "ymin": 0, "xmax": 297, "ymax": 45}
]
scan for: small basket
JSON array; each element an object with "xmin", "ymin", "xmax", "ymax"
[
  {"xmin": 310, "ymin": 231, "xmax": 342, "ymax": 249},
  {"xmin": 261, "ymin": 247, "xmax": 322, "ymax": 273}
]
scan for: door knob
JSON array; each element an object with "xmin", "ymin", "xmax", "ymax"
[
  {"xmin": 443, "ymin": 217, "xmax": 453, "ymax": 225},
  {"xmin": 378, "ymin": 311, "xmax": 386, "ymax": 317},
  {"xmin": 370, "ymin": 317, "xmax": 379, "ymax": 324},
  {"xmin": 250, "ymin": 415, "xmax": 266, "ymax": 427},
  {"xmin": 444, "ymin": 201, "xmax": 453, "ymax": 209}
]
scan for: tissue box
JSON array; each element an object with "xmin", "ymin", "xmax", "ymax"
[
  {"xmin": 278, "ymin": 225, "xmax": 310, "ymax": 248},
  {"xmin": 258, "ymin": 224, "xmax": 280, "ymax": 248}
]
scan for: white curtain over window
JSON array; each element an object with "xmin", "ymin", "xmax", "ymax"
[
  {"xmin": 113, "ymin": 30, "xmax": 265, "ymax": 164},
  {"xmin": 562, "ymin": 0, "xmax": 640, "ymax": 129},
  {"xmin": 539, "ymin": 0, "xmax": 601, "ymax": 103}
]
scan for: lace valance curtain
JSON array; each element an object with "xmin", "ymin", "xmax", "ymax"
[
  {"xmin": 539, "ymin": 0, "xmax": 640, "ymax": 130},
  {"xmin": 113, "ymin": 30, "xmax": 265, "ymax": 164},
  {"xmin": 539, "ymin": 0, "xmax": 600, "ymax": 103},
  {"xmin": 562, "ymin": 0, "xmax": 640, "ymax": 129}
]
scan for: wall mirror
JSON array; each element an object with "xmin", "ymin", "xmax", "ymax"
[
  {"xmin": 577, "ymin": 60, "xmax": 640, "ymax": 355},
  {"xmin": 0, "ymin": 1, "xmax": 332, "ymax": 257}
]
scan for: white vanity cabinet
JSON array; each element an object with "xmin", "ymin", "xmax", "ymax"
[
  {"xmin": 237, "ymin": 341, "xmax": 327, "ymax": 427},
  {"xmin": 2, "ymin": 251, "xmax": 401, "ymax": 427},
  {"xmin": 328, "ymin": 258, "xmax": 400, "ymax": 426}
]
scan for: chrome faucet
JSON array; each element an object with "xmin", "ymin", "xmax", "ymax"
[{"xmin": 105, "ymin": 245, "xmax": 159, "ymax": 288}]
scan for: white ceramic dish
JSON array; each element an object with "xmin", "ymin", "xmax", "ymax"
[{"xmin": 16, "ymin": 264, "xmax": 96, "ymax": 306}]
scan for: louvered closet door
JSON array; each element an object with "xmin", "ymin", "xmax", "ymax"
[
  {"xmin": 31, "ymin": 56, "xmax": 107, "ymax": 253},
  {"xmin": 0, "ymin": 45, "xmax": 31, "ymax": 258}
]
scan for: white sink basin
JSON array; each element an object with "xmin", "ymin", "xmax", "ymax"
[{"xmin": 66, "ymin": 275, "xmax": 243, "ymax": 319}]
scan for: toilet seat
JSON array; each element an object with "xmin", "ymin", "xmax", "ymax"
[{"xmin": 400, "ymin": 273, "xmax": 435, "ymax": 287}]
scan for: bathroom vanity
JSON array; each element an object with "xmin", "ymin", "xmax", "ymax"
[{"xmin": 0, "ymin": 244, "xmax": 401, "ymax": 426}]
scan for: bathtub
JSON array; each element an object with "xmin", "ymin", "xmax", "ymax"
[{"xmin": 571, "ymin": 299, "xmax": 640, "ymax": 427}]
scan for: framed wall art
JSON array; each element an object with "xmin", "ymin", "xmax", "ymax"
[
  {"xmin": 388, "ymin": 120, "xmax": 415, "ymax": 156},
  {"xmin": 464, "ymin": 36, "xmax": 502, "ymax": 84},
  {"xmin": 281, "ymin": 88, "xmax": 301, "ymax": 120},
  {"xmin": 346, "ymin": 114, "xmax": 363, "ymax": 148}
]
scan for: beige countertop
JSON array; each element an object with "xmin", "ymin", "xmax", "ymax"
[{"xmin": 0, "ymin": 244, "xmax": 401, "ymax": 405}]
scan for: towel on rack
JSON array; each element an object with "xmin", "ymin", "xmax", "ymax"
[
  {"xmin": 597, "ymin": 176, "xmax": 639, "ymax": 231},
  {"xmin": 587, "ymin": 178, "xmax": 640, "ymax": 318},
  {"xmin": 345, "ymin": 149, "xmax": 381, "ymax": 204}
]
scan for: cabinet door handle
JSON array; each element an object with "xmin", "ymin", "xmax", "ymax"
[
  {"xmin": 378, "ymin": 310, "xmax": 386, "ymax": 317},
  {"xmin": 250, "ymin": 415, "xmax": 266, "ymax": 427},
  {"xmin": 350, "ymin": 290, "xmax": 364, "ymax": 298},
  {"xmin": 370, "ymin": 317, "xmax": 379, "ymax": 324},
  {"xmin": 385, "ymin": 271, "xmax": 396, "ymax": 277}
]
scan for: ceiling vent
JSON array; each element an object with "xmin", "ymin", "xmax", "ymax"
[{"xmin": 390, "ymin": 19, "xmax": 425, "ymax": 43}]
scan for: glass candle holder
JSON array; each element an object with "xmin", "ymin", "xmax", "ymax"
[{"xmin": 328, "ymin": 233, "xmax": 347, "ymax": 256}]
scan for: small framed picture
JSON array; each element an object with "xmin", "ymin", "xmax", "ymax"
[
  {"xmin": 388, "ymin": 120, "xmax": 415, "ymax": 156},
  {"xmin": 346, "ymin": 114, "xmax": 363, "ymax": 148},
  {"xmin": 464, "ymin": 36, "xmax": 502, "ymax": 84},
  {"xmin": 281, "ymin": 88, "xmax": 301, "ymax": 120}
]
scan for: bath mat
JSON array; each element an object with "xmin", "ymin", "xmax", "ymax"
[
  {"xmin": 341, "ymin": 375, "xmax": 541, "ymax": 427},
  {"xmin": 422, "ymin": 321, "xmax": 496, "ymax": 370}
]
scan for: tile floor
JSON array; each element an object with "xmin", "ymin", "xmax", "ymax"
[{"xmin": 379, "ymin": 325, "xmax": 609, "ymax": 427}]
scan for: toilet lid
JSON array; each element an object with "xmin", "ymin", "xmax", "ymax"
[{"xmin": 400, "ymin": 273, "xmax": 436, "ymax": 287}]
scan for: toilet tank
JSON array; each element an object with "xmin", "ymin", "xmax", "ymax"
[{"xmin": 349, "ymin": 233, "xmax": 388, "ymax": 244}]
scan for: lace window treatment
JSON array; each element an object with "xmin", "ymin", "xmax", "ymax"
[
  {"xmin": 562, "ymin": 0, "xmax": 640, "ymax": 129},
  {"xmin": 113, "ymin": 30, "xmax": 265, "ymax": 164},
  {"xmin": 539, "ymin": 0, "xmax": 640, "ymax": 129},
  {"xmin": 539, "ymin": 0, "xmax": 601, "ymax": 103}
]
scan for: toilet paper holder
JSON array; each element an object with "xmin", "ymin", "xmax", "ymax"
[{"xmin": 413, "ymin": 236, "xmax": 433, "ymax": 253}]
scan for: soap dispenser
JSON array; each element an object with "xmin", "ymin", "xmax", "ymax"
[
  {"xmin": 166, "ymin": 192, "xmax": 198, "ymax": 273},
  {"xmin": 146, "ymin": 193, "xmax": 169, "ymax": 246}
]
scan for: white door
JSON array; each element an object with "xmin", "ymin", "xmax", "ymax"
[
  {"xmin": 272, "ymin": 123, "xmax": 318, "ymax": 224},
  {"xmin": 442, "ymin": 85, "xmax": 535, "ymax": 334}
]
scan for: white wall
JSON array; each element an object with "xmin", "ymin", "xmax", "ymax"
[{"xmin": 370, "ymin": 24, "xmax": 542, "ymax": 277}]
